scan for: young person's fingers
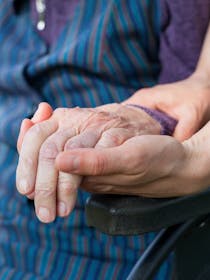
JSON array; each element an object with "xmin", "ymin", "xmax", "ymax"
[
  {"xmin": 80, "ymin": 177, "xmax": 195, "ymax": 197},
  {"xmin": 81, "ymin": 173, "xmax": 142, "ymax": 187},
  {"xmin": 173, "ymin": 114, "xmax": 200, "ymax": 141},
  {"xmin": 56, "ymin": 135, "xmax": 186, "ymax": 188},
  {"xmin": 56, "ymin": 143, "xmax": 134, "ymax": 176}
]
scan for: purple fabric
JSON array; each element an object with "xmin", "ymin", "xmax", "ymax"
[
  {"xmin": 159, "ymin": 0, "xmax": 210, "ymax": 83},
  {"xmin": 30, "ymin": 0, "xmax": 210, "ymax": 80},
  {"xmin": 127, "ymin": 104, "xmax": 177, "ymax": 136},
  {"xmin": 29, "ymin": 1, "xmax": 207, "ymax": 135},
  {"xmin": 30, "ymin": 0, "xmax": 78, "ymax": 45}
]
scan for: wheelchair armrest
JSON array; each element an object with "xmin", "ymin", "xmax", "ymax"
[{"xmin": 85, "ymin": 188, "xmax": 210, "ymax": 235}]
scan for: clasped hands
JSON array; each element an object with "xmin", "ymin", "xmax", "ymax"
[
  {"xmin": 16, "ymin": 73, "xmax": 210, "ymax": 223},
  {"xmin": 16, "ymin": 102, "xmax": 163, "ymax": 223}
]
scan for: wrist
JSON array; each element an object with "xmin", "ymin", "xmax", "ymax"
[
  {"xmin": 188, "ymin": 71, "xmax": 210, "ymax": 125},
  {"xmin": 164, "ymin": 139, "xmax": 205, "ymax": 196},
  {"xmin": 182, "ymin": 130, "xmax": 210, "ymax": 193},
  {"xmin": 192, "ymin": 69, "xmax": 210, "ymax": 89},
  {"xmin": 125, "ymin": 104, "xmax": 177, "ymax": 136}
]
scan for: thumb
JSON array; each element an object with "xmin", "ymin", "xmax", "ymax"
[{"xmin": 55, "ymin": 147, "xmax": 129, "ymax": 176}]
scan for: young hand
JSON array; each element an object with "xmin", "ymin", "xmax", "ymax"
[{"xmin": 124, "ymin": 73, "xmax": 210, "ymax": 141}]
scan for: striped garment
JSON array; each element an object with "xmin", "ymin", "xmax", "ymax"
[{"xmin": 0, "ymin": 0, "xmax": 172, "ymax": 279}]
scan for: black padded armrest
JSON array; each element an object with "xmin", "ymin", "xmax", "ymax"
[{"xmin": 85, "ymin": 188, "xmax": 210, "ymax": 235}]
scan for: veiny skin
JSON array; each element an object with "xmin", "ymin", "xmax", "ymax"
[
  {"xmin": 16, "ymin": 103, "xmax": 161, "ymax": 223},
  {"xmin": 16, "ymin": 71, "xmax": 210, "ymax": 223}
]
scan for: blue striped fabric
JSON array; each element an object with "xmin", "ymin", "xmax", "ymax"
[{"xmin": 0, "ymin": 0, "xmax": 172, "ymax": 279}]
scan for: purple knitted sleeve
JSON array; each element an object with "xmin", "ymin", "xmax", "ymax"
[{"xmin": 127, "ymin": 104, "xmax": 177, "ymax": 136}]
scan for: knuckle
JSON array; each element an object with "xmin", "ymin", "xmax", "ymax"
[
  {"xmin": 53, "ymin": 108, "xmax": 62, "ymax": 115},
  {"xmin": 64, "ymin": 141, "xmax": 74, "ymax": 150},
  {"xmin": 58, "ymin": 173, "xmax": 78, "ymax": 195},
  {"xmin": 129, "ymin": 150, "xmax": 148, "ymax": 175},
  {"xmin": 59, "ymin": 182, "xmax": 77, "ymax": 196},
  {"xmin": 131, "ymin": 162, "xmax": 148, "ymax": 178},
  {"xmin": 39, "ymin": 141, "xmax": 59, "ymax": 161},
  {"xmin": 72, "ymin": 106, "xmax": 82, "ymax": 113},
  {"xmin": 29, "ymin": 123, "xmax": 44, "ymax": 135},
  {"xmin": 18, "ymin": 156, "xmax": 33, "ymax": 173},
  {"xmin": 102, "ymin": 130, "xmax": 124, "ymax": 146},
  {"xmin": 54, "ymin": 108, "xmax": 72, "ymax": 121},
  {"xmin": 54, "ymin": 107, "xmax": 70, "ymax": 116},
  {"xmin": 64, "ymin": 139, "xmax": 82, "ymax": 150},
  {"xmin": 35, "ymin": 187, "xmax": 55, "ymax": 198},
  {"xmin": 91, "ymin": 155, "xmax": 106, "ymax": 175},
  {"xmin": 53, "ymin": 108, "xmax": 61, "ymax": 115},
  {"xmin": 88, "ymin": 111, "xmax": 111, "ymax": 123},
  {"xmin": 138, "ymin": 88, "xmax": 148, "ymax": 95}
]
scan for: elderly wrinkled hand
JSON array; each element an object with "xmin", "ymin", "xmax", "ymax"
[{"xmin": 16, "ymin": 103, "xmax": 161, "ymax": 223}]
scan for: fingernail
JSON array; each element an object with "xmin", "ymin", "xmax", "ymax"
[
  {"xmin": 58, "ymin": 202, "xmax": 67, "ymax": 217},
  {"xmin": 19, "ymin": 179, "xmax": 30, "ymax": 194},
  {"xmin": 38, "ymin": 207, "xmax": 51, "ymax": 223}
]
